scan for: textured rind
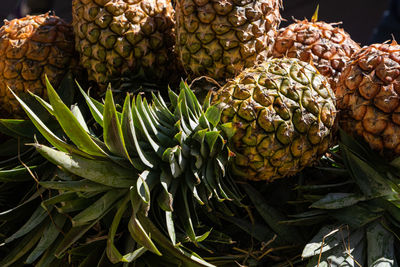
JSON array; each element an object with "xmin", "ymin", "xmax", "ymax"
[
  {"xmin": 176, "ymin": 0, "xmax": 282, "ymax": 81},
  {"xmin": 336, "ymin": 43, "xmax": 400, "ymax": 157},
  {"xmin": 213, "ymin": 58, "xmax": 336, "ymax": 181},
  {"xmin": 0, "ymin": 14, "xmax": 75, "ymax": 118},
  {"xmin": 273, "ymin": 20, "xmax": 360, "ymax": 90},
  {"xmin": 72, "ymin": 0, "xmax": 176, "ymax": 88}
]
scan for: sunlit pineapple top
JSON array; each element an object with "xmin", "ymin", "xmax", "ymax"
[{"xmin": 213, "ymin": 58, "xmax": 336, "ymax": 181}]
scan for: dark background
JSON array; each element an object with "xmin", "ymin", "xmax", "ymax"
[
  {"xmin": 0, "ymin": 0, "xmax": 72, "ymax": 23},
  {"xmin": 0, "ymin": 0, "xmax": 18, "ymax": 18},
  {"xmin": 0, "ymin": 0, "xmax": 391, "ymax": 45},
  {"xmin": 281, "ymin": 0, "xmax": 390, "ymax": 45}
]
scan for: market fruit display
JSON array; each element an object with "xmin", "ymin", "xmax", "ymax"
[
  {"xmin": 212, "ymin": 58, "xmax": 336, "ymax": 181},
  {"xmin": 1, "ymin": 1, "xmax": 400, "ymax": 266},
  {"xmin": 72, "ymin": 0, "xmax": 176, "ymax": 88},
  {"xmin": 336, "ymin": 42, "xmax": 400, "ymax": 157},
  {"xmin": 273, "ymin": 14, "xmax": 360, "ymax": 89},
  {"xmin": 0, "ymin": 13, "xmax": 74, "ymax": 118},
  {"xmin": 175, "ymin": 0, "xmax": 282, "ymax": 80}
]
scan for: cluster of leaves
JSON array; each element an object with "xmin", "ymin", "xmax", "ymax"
[
  {"xmin": 0, "ymin": 74, "xmax": 248, "ymax": 266},
  {"xmin": 0, "ymin": 75, "xmax": 77, "ymax": 266},
  {"xmin": 289, "ymin": 131, "xmax": 400, "ymax": 267}
]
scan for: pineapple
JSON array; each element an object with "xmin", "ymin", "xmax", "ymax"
[
  {"xmin": 212, "ymin": 58, "xmax": 337, "ymax": 181},
  {"xmin": 175, "ymin": 0, "xmax": 282, "ymax": 81},
  {"xmin": 336, "ymin": 42, "xmax": 400, "ymax": 157},
  {"xmin": 72, "ymin": 0, "xmax": 177, "ymax": 88},
  {"xmin": 272, "ymin": 10, "xmax": 360, "ymax": 90},
  {"xmin": 0, "ymin": 13, "xmax": 75, "ymax": 118}
]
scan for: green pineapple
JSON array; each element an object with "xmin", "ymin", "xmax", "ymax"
[{"xmin": 212, "ymin": 58, "xmax": 336, "ymax": 181}]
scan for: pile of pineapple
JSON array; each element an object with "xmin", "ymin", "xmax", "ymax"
[{"xmin": 0, "ymin": 1, "xmax": 400, "ymax": 266}]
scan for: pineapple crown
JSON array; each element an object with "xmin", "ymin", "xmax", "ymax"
[{"xmin": 9, "ymin": 76, "xmax": 242, "ymax": 264}]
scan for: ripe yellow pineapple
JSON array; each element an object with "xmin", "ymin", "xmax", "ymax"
[
  {"xmin": 175, "ymin": 0, "xmax": 282, "ymax": 81},
  {"xmin": 336, "ymin": 42, "xmax": 400, "ymax": 157},
  {"xmin": 72, "ymin": 0, "xmax": 177, "ymax": 88},
  {"xmin": 213, "ymin": 58, "xmax": 336, "ymax": 181},
  {"xmin": 0, "ymin": 13, "xmax": 75, "ymax": 118}
]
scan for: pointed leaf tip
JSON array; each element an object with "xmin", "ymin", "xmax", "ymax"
[{"xmin": 311, "ymin": 5, "xmax": 319, "ymax": 23}]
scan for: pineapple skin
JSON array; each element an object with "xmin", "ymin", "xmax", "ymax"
[
  {"xmin": 336, "ymin": 43, "xmax": 400, "ymax": 157},
  {"xmin": 175, "ymin": 0, "xmax": 282, "ymax": 81},
  {"xmin": 0, "ymin": 13, "xmax": 75, "ymax": 118},
  {"xmin": 212, "ymin": 58, "xmax": 336, "ymax": 181},
  {"xmin": 72, "ymin": 0, "xmax": 177, "ymax": 88},
  {"xmin": 273, "ymin": 19, "xmax": 360, "ymax": 90}
]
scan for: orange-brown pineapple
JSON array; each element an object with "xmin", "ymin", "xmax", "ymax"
[
  {"xmin": 273, "ymin": 14, "xmax": 360, "ymax": 89},
  {"xmin": 336, "ymin": 42, "xmax": 400, "ymax": 157},
  {"xmin": 0, "ymin": 13, "xmax": 75, "ymax": 118}
]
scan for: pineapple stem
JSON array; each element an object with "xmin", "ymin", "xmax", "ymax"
[{"xmin": 311, "ymin": 5, "xmax": 319, "ymax": 23}]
